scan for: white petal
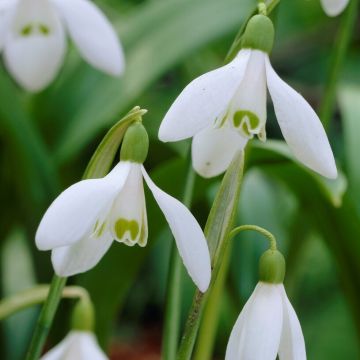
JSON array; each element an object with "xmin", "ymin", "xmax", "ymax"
[
  {"xmin": 265, "ymin": 56, "xmax": 337, "ymax": 179},
  {"xmin": 229, "ymin": 49, "xmax": 267, "ymax": 137},
  {"xmin": 52, "ymin": 0, "xmax": 124, "ymax": 75},
  {"xmin": 236, "ymin": 283, "xmax": 283, "ymax": 359},
  {"xmin": 109, "ymin": 163, "xmax": 148, "ymax": 247},
  {"xmin": 225, "ymin": 284, "xmax": 259, "ymax": 360},
  {"xmin": 51, "ymin": 230, "xmax": 113, "ymax": 276},
  {"xmin": 36, "ymin": 162, "xmax": 131, "ymax": 251},
  {"xmin": 0, "ymin": 1, "xmax": 15, "ymax": 51},
  {"xmin": 158, "ymin": 49, "xmax": 251, "ymax": 142},
  {"xmin": 142, "ymin": 166, "xmax": 211, "ymax": 292},
  {"xmin": 192, "ymin": 126, "xmax": 247, "ymax": 178},
  {"xmin": 278, "ymin": 285, "xmax": 306, "ymax": 360},
  {"xmin": 4, "ymin": 0, "xmax": 66, "ymax": 92},
  {"xmin": 320, "ymin": 0, "xmax": 349, "ymax": 16},
  {"xmin": 40, "ymin": 331, "xmax": 108, "ymax": 360}
]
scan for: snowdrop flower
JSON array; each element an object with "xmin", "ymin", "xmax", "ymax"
[
  {"xmin": 36, "ymin": 122, "xmax": 211, "ymax": 292},
  {"xmin": 0, "ymin": 0, "xmax": 124, "ymax": 92},
  {"xmin": 320, "ymin": 0, "xmax": 349, "ymax": 16},
  {"xmin": 159, "ymin": 14, "xmax": 337, "ymax": 179},
  {"xmin": 40, "ymin": 331, "xmax": 107, "ymax": 360},
  {"xmin": 226, "ymin": 249, "xmax": 306, "ymax": 360}
]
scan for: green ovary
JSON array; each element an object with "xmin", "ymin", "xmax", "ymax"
[
  {"xmin": 233, "ymin": 110, "xmax": 260, "ymax": 137},
  {"xmin": 115, "ymin": 219, "xmax": 140, "ymax": 241}
]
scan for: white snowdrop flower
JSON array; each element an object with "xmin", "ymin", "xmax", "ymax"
[
  {"xmin": 226, "ymin": 250, "xmax": 306, "ymax": 360},
  {"xmin": 320, "ymin": 0, "xmax": 349, "ymax": 16},
  {"xmin": 40, "ymin": 331, "xmax": 107, "ymax": 360},
  {"xmin": 36, "ymin": 123, "xmax": 211, "ymax": 293},
  {"xmin": 0, "ymin": 0, "xmax": 125, "ymax": 92},
  {"xmin": 159, "ymin": 15, "xmax": 337, "ymax": 180}
]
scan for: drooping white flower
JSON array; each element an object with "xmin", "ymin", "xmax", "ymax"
[
  {"xmin": 40, "ymin": 331, "xmax": 107, "ymax": 360},
  {"xmin": 159, "ymin": 15, "xmax": 337, "ymax": 180},
  {"xmin": 226, "ymin": 248, "xmax": 306, "ymax": 360},
  {"xmin": 0, "ymin": 0, "xmax": 124, "ymax": 92},
  {"xmin": 320, "ymin": 0, "xmax": 349, "ymax": 16},
  {"xmin": 36, "ymin": 123, "xmax": 211, "ymax": 292},
  {"xmin": 225, "ymin": 282, "xmax": 306, "ymax": 360}
]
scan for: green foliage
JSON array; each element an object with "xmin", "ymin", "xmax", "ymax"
[{"xmin": 1, "ymin": 0, "xmax": 360, "ymax": 358}]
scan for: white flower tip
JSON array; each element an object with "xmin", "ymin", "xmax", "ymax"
[
  {"xmin": 197, "ymin": 269, "xmax": 211, "ymax": 293},
  {"xmin": 101, "ymin": 47, "xmax": 125, "ymax": 77},
  {"xmin": 310, "ymin": 155, "xmax": 338, "ymax": 179},
  {"xmin": 323, "ymin": 163, "xmax": 338, "ymax": 179},
  {"xmin": 158, "ymin": 119, "xmax": 179, "ymax": 143},
  {"xmin": 321, "ymin": 0, "xmax": 349, "ymax": 16}
]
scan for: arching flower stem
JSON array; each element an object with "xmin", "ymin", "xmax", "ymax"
[{"xmin": 229, "ymin": 224, "xmax": 277, "ymax": 251}]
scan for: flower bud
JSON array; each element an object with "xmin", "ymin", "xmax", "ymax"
[
  {"xmin": 259, "ymin": 249, "xmax": 285, "ymax": 284},
  {"xmin": 241, "ymin": 14, "xmax": 274, "ymax": 54},
  {"xmin": 120, "ymin": 122, "xmax": 149, "ymax": 163}
]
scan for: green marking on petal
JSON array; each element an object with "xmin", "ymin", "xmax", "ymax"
[
  {"xmin": 21, "ymin": 24, "xmax": 33, "ymax": 36},
  {"xmin": 93, "ymin": 220, "xmax": 107, "ymax": 238},
  {"xmin": 233, "ymin": 110, "xmax": 260, "ymax": 128},
  {"xmin": 39, "ymin": 24, "xmax": 50, "ymax": 35},
  {"xmin": 233, "ymin": 110, "xmax": 261, "ymax": 138},
  {"xmin": 115, "ymin": 219, "xmax": 139, "ymax": 241},
  {"xmin": 138, "ymin": 212, "xmax": 148, "ymax": 247}
]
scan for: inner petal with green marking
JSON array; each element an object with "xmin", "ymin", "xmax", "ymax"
[
  {"xmin": 109, "ymin": 163, "xmax": 149, "ymax": 247},
  {"xmin": 233, "ymin": 110, "xmax": 261, "ymax": 139}
]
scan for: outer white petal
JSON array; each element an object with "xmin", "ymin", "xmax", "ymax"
[
  {"xmin": 0, "ymin": 1, "xmax": 15, "ymax": 51},
  {"xmin": 36, "ymin": 162, "xmax": 131, "ymax": 251},
  {"xmin": 320, "ymin": 0, "xmax": 349, "ymax": 16},
  {"xmin": 236, "ymin": 283, "xmax": 283, "ymax": 359},
  {"xmin": 109, "ymin": 163, "xmax": 148, "ymax": 247},
  {"xmin": 142, "ymin": 166, "xmax": 211, "ymax": 292},
  {"xmin": 52, "ymin": 0, "xmax": 124, "ymax": 75},
  {"xmin": 51, "ymin": 230, "xmax": 113, "ymax": 277},
  {"xmin": 278, "ymin": 285, "xmax": 306, "ymax": 360},
  {"xmin": 158, "ymin": 49, "xmax": 251, "ymax": 142},
  {"xmin": 225, "ymin": 284, "xmax": 260, "ymax": 360},
  {"xmin": 192, "ymin": 126, "xmax": 247, "ymax": 178},
  {"xmin": 265, "ymin": 56, "xmax": 337, "ymax": 179},
  {"xmin": 4, "ymin": 0, "xmax": 66, "ymax": 92},
  {"xmin": 41, "ymin": 331, "xmax": 108, "ymax": 360}
]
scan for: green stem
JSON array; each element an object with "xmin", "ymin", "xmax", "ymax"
[
  {"xmin": 25, "ymin": 275, "xmax": 67, "ymax": 360},
  {"xmin": 162, "ymin": 162, "xmax": 196, "ymax": 360},
  {"xmin": 192, "ymin": 225, "xmax": 276, "ymax": 360},
  {"xmin": 193, "ymin": 243, "xmax": 233, "ymax": 360},
  {"xmin": 176, "ymin": 151, "xmax": 245, "ymax": 360},
  {"xmin": 319, "ymin": 0, "xmax": 359, "ymax": 129},
  {"xmin": 229, "ymin": 225, "xmax": 277, "ymax": 250},
  {"xmin": 0, "ymin": 285, "xmax": 89, "ymax": 320}
]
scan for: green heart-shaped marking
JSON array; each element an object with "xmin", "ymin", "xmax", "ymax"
[{"xmin": 114, "ymin": 219, "xmax": 139, "ymax": 241}]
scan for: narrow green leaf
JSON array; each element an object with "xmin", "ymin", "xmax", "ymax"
[
  {"xmin": 177, "ymin": 151, "xmax": 245, "ymax": 360},
  {"xmin": 1, "ymin": 228, "xmax": 38, "ymax": 360},
  {"xmin": 338, "ymin": 85, "xmax": 360, "ymax": 199},
  {"xmin": 206, "ymin": 151, "xmax": 245, "ymax": 265}
]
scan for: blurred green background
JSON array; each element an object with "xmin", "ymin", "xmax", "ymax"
[{"xmin": 1, "ymin": 0, "xmax": 360, "ymax": 359}]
